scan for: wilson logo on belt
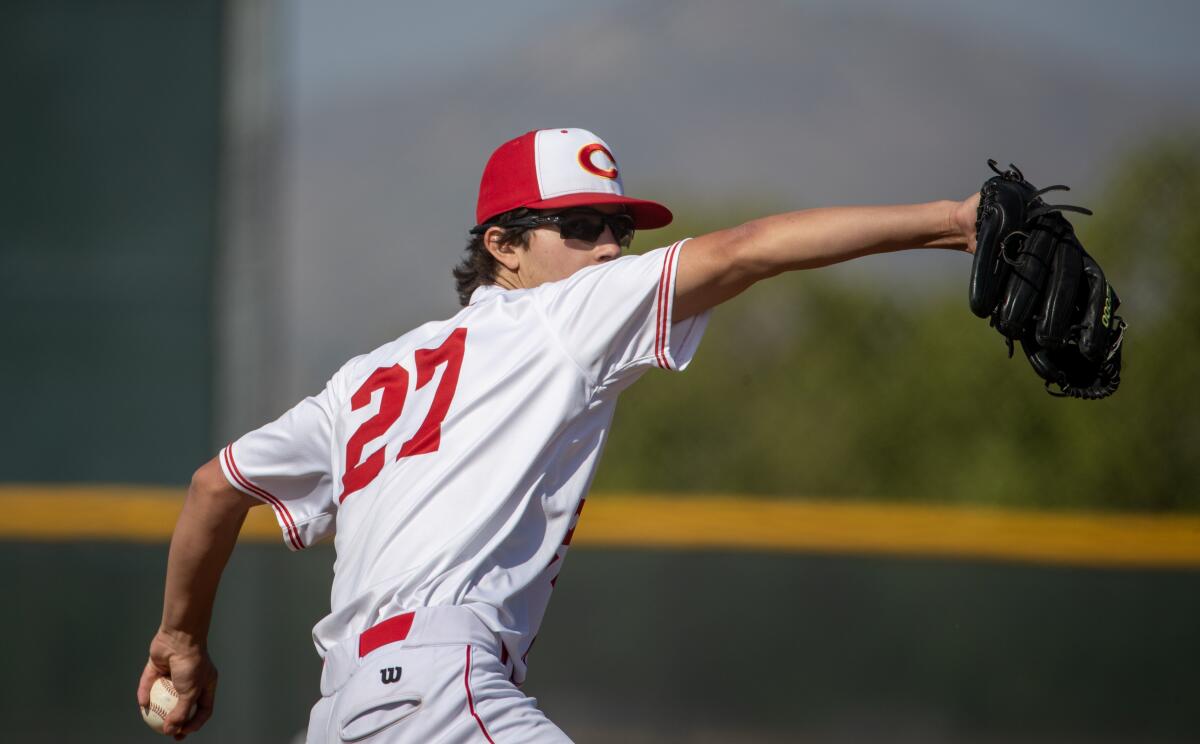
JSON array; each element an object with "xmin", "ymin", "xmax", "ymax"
[{"xmin": 379, "ymin": 666, "xmax": 403, "ymax": 684}]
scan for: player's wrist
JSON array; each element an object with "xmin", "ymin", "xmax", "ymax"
[
  {"xmin": 956, "ymin": 195, "xmax": 983, "ymax": 247},
  {"xmin": 154, "ymin": 625, "xmax": 208, "ymax": 655},
  {"xmin": 922, "ymin": 198, "xmax": 973, "ymax": 251},
  {"xmin": 935, "ymin": 199, "xmax": 960, "ymax": 243}
]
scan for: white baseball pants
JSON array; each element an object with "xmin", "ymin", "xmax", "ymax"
[{"xmin": 305, "ymin": 606, "xmax": 570, "ymax": 743}]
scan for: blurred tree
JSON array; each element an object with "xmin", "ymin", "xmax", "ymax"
[
  {"xmin": 595, "ymin": 135, "xmax": 1200, "ymax": 511},
  {"xmin": 1074, "ymin": 134, "xmax": 1200, "ymax": 509}
]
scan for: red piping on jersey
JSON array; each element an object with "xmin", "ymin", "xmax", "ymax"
[
  {"xmin": 653, "ymin": 245, "xmax": 667, "ymax": 368},
  {"xmin": 654, "ymin": 242, "xmax": 672, "ymax": 368},
  {"xmin": 654, "ymin": 241, "xmax": 682, "ymax": 370},
  {"xmin": 223, "ymin": 445, "xmax": 304, "ymax": 551},
  {"xmin": 464, "ymin": 645, "xmax": 496, "ymax": 744}
]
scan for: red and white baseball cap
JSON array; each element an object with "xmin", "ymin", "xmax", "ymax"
[{"xmin": 475, "ymin": 128, "xmax": 673, "ymax": 230}]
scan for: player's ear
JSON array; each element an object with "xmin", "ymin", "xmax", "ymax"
[{"xmin": 484, "ymin": 226, "xmax": 522, "ymax": 273}]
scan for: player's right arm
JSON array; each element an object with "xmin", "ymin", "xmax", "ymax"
[
  {"xmin": 138, "ymin": 457, "xmax": 259, "ymax": 739},
  {"xmin": 671, "ymin": 196, "xmax": 980, "ymax": 321}
]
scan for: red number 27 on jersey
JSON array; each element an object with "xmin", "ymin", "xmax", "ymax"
[{"xmin": 339, "ymin": 327, "xmax": 467, "ymax": 502}]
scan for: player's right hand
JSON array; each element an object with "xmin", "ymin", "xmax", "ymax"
[{"xmin": 138, "ymin": 629, "xmax": 219, "ymax": 739}]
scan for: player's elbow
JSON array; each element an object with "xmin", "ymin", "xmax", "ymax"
[
  {"xmin": 189, "ymin": 459, "xmax": 226, "ymax": 497},
  {"xmin": 188, "ymin": 457, "xmax": 256, "ymax": 514}
]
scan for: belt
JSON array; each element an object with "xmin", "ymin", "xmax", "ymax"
[
  {"xmin": 323, "ymin": 606, "xmax": 513, "ymax": 697},
  {"xmin": 355, "ymin": 607, "xmax": 510, "ymax": 662},
  {"xmin": 358, "ymin": 611, "xmax": 415, "ymax": 658}
]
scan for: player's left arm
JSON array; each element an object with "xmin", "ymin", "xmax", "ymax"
[
  {"xmin": 138, "ymin": 457, "xmax": 259, "ymax": 738},
  {"xmin": 672, "ymin": 194, "xmax": 980, "ymax": 321}
]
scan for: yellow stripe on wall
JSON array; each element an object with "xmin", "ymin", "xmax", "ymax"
[
  {"xmin": 579, "ymin": 495, "xmax": 1200, "ymax": 569},
  {"xmin": 2, "ymin": 485, "xmax": 1199, "ymax": 569},
  {"xmin": 0, "ymin": 485, "xmax": 281, "ymax": 543}
]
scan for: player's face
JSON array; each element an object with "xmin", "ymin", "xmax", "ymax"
[{"xmin": 521, "ymin": 206, "xmax": 628, "ymax": 285}]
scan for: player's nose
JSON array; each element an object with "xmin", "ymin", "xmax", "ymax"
[{"xmin": 594, "ymin": 229, "xmax": 622, "ymax": 262}]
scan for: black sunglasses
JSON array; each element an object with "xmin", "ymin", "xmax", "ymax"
[{"xmin": 472, "ymin": 209, "xmax": 636, "ymax": 247}]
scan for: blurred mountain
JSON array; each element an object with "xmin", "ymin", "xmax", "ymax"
[{"xmin": 278, "ymin": 0, "xmax": 1199, "ymax": 396}]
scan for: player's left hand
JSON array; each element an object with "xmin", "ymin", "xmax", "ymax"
[
  {"xmin": 952, "ymin": 192, "xmax": 981, "ymax": 254},
  {"xmin": 138, "ymin": 629, "xmax": 218, "ymax": 739}
]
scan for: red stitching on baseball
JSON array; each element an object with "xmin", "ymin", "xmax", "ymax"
[{"xmin": 145, "ymin": 679, "xmax": 180, "ymax": 725}]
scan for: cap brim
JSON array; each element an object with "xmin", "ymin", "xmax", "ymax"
[{"xmin": 524, "ymin": 193, "xmax": 673, "ymax": 230}]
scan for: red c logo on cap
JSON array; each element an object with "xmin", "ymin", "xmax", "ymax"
[{"xmin": 578, "ymin": 143, "xmax": 618, "ymax": 180}]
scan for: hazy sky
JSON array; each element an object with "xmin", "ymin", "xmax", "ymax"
[{"xmin": 289, "ymin": 0, "xmax": 1200, "ymax": 112}]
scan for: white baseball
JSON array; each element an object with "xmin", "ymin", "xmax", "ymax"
[{"xmin": 140, "ymin": 677, "xmax": 197, "ymax": 734}]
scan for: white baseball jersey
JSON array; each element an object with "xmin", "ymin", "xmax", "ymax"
[{"xmin": 219, "ymin": 240, "xmax": 709, "ymax": 684}]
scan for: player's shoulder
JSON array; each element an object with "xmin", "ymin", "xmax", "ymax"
[{"xmin": 532, "ymin": 244, "xmax": 679, "ymax": 307}]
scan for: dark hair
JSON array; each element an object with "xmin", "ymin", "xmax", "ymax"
[{"xmin": 453, "ymin": 207, "xmax": 534, "ymax": 306}]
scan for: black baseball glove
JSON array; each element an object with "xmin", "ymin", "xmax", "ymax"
[{"xmin": 969, "ymin": 160, "xmax": 1126, "ymax": 399}]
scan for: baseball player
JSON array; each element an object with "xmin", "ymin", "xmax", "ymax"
[{"xmin": 138, "ymin": 127, "xmax": 980, "ymax": 741}]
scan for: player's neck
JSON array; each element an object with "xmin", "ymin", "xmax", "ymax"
[{"xmin": 491, "ymin": 268, "xmax": 525, "ymax": 292}]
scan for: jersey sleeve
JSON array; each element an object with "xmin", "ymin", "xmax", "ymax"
[
  {"xmin": 534, "ymin": 239, "xmax": 711, "ymax": 389},
  {"xmin": 218, "ymin": 382, "xmax": 339, "ymax": 551}
]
